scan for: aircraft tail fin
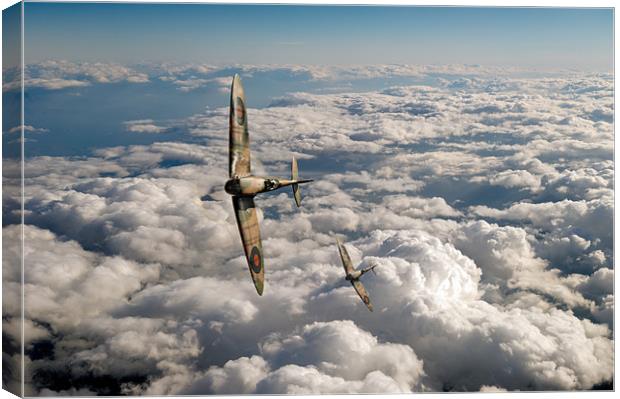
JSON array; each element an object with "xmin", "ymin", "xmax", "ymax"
[
  {"xmin": 291, "ymin": 157, "xmax": 312, "ymax": 207},
  {"xmin": 361, "ymin": 263, "xmax": 379, "ymax": 277}
]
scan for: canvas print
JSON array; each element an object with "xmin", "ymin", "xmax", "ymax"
[{"xmin": 1, "ymin": 1, "xmax": 614, "ymax": 396}]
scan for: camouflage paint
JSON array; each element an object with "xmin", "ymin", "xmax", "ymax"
[
  {"xmin": 336, "ymin": 239, "xmax": 374, "ymax": 312},
  {"xmin": 292, "ymin": 157, "xmax": 301, "ymax": 207},
  {"xmin": 235, "ymin": 96, "xmax": 246, "ymax": 126},
  {"xmin": 226, "ymin": 75, "xmax": 313, "ymax": 295},
  {"xmin": 225, "ymin": 175, "xmax": 306, "ymax": 197},
  {"xmin": 337, "ymin": 238, "xmax": 354, "ymax": 275},
  {"xmin": 232, "ymin": 196, "xmax": 264, "ymax": 295},
  {"xmin": 229, "ymin": 74, "xmax": 251, "ymax": 178},
  {"xmin": 351, "ymin": 279, "xmax": 373, "ymax": 312}
]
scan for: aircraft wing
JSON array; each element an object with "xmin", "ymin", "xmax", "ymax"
[
  {"xmin": 232, "ymin": 196, "xmax": 264, "ymax": 295},
  {"xmin": 337, "ymin": 239, "xmax": 354, "ymax": 274},
  {"xmin": 229, "ymin": 74, "xmax": 251, "ymax": 178},
  {"xmin": 351, "ymin": 280, "xmax": 373, "ymax": 312}
]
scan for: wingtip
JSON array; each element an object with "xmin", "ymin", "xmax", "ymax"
[
  {"xmin": 232, "ymin": 73, "xmax": 242, "ymax": 88},
  {"xmin": 255, "ymin": 281, "xmax": 264, "ymax": 296}
]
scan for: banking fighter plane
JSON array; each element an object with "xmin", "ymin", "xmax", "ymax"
[
  {"xmin": 336, "ymin": 239, "xmax": 378, "ymax": 311},
  {"xmin": 224, "ymin": 74, "xmax": 313, "ymax": 295}
]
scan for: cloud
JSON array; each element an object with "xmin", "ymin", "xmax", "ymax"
[
  {"xmin": 180, "ymin": 355, "xmax": 270, "ymax": 394},
  {"xmin": 5, "ymin": 66, "xmax": 613, "ymax": 394},
  {"xmin": 471, "ymin": 199, "xmax": 613, "ymax": 253},
  {"xmin": 233, "ymin": 63, "xmax": 530, "ymax": 82},
  {"xmin": 452, "ymin": 221, "xmax": 591, "ymax": 309},
  {"xmin": 10, "ymin": 151, "xmax": 613, "ymax": 393},
  {"xmin": 259, "ymin": 320, "xmax": 425, "ymax": 391},
  {"xmin": 123, "ymin": 119, "xmax": 168, "ymax": 134},
  {"xmin": 307, "ymin": 229, "xmax": 613, "ymax": 391},
  {"xmin": 481, "ymin": 169, "xmax": 541, "ymax": 191},
  {"xmin": 577, "ymin": 268, "xmax": 613, "ymax": 300},
  {"xmin": 165, "ymin": 76, "xmax": 232, "ymax": 93},
  {"xmin": 177, "ymin": 320, "xmax": 424, "ymax": 394},
  {"xmin": 6, "ymin": 125, "xmax": 50, "ymax": 134},
  {"xmin": 3, "ymin": 60, "xmax": 150, "ymax": 91},
  {"xmin": 1, "ymin": 225, "xmax": 190, "ymax": 395},
  {"xmin": 591, "ymin": 295, "xmax": 613, "ymax": 329},
  {"xmin": 479, "ymin": 385, "xmax": 508, "ymax": 392},
  {"xmin": 34, "ymin": 60, "xmax": 149, "ymax": 84},
  {"xmin": 381, "ymin": 195, "xmax": 462, "ymax": 219},
  {"xmin": 5, "ymin": 77, "xmax": 91, "ymax": 91}
]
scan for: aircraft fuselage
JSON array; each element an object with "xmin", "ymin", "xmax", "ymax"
[
  {"xmin": 345, "ymin": 271, "xmax": 362, "ymax": 281},
  {"xmin": 225, "ymin": 175, "xmax": 297, "ymax": 196}
]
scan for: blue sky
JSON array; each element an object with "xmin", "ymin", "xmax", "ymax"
[
  {"xmin": 23, "ymin": 3, "xmax": 613, "ymax": 71},
  {"xmin": 2, "ymin": 2, "xmax": 21, "ymax": 68}
]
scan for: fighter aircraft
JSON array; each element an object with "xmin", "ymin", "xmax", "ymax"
[
  {"xmin": 224, "ymin": 74, "xmax": 313, "ymax": 295},
  {"xmin": 336, "ymin": 239, "xmax": 378, "ymax": 311}
]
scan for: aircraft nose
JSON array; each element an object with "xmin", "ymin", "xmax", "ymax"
[{"xmin": 224, "ymin": 179, "xmax": 238, "ymax": 194}]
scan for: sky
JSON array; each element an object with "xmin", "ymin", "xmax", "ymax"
[
  {"xmin": 2, "ymin": 1, "xmax": 20, "ymax": 69},
  {"xmin": 22, "ymin": 3, "xmax": 614, "ymax": 71},
  {"xmin": 1, "ymin": 1, "xmax": 615, "ymax": 396}
]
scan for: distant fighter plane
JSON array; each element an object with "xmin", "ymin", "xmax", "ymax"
[
  {"xmin": 225, "ymin": 74, "xmax": 313, "ymax": 295},
  {"xmin": 336, "ymin": 239, "xmax": 378, "ymax": 311}
]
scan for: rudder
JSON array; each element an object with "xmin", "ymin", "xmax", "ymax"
[{"xmin": 292, "ymin": 157, "xmax": 301, "ymax": 207}]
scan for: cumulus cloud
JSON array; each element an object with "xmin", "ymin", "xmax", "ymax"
[
  {"xmin": 1, "ymin": 225, "xmax": 198, "ymax": 395},
  {"xmin": 4, "ymin": 65, "xmax": 613, "ymax": 394},
  {"xmin": 381, "ymin": 195, "xmax": 461, "ymax": 219},
  {"xmin": 578, "ymin": 268, "xmax": 613, "ymax": 300},
  {"xmin": 479, "ymin": 169, "xmax": 541, "ymax": 191},
  {"xmin": 161, "ymin": 76, "xmax": 232, "ymax": 93},
  {"xmin": 259, "ymin": 320, "xmax": 425, "ymax": 391},
  {"xmin": 3, "ymin": 77, "xmax": 91, "ymax": 91},
  {"xmin": 3, "ymin": 60, "xmax": 150, "ymax": 92},
  {"xmin": 6, "ymin": 124, "xmax": 50, "ymax": 134},
  {"xmin": 176, "ymin": 320, "xmax": 424, "ymax": 394},
  {"xmin": 471, "ymin": 199, "xmax": 613, "ymax": 270},
  {"xmin": 452, "ymin": 221, "xmax": 592, "ymax": 309},
  {"xmin": 123, "ymin": 119, "xmax": 168, "ymax": 134},
  {"xmin": 310, "ymin": 229, "xmax": 612, "ymax": 391},
  {"xmin": 181, "ymin": 355, "xmax": 270, "ymax": 394}
]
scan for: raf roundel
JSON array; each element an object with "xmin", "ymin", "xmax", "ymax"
[
  {"xmin": 235, "ymin": 96, "xmax": 246, "ymax": 126},
  {"xmin": 250, "ymin": 246, "xmax": 262, "ymax": 274}
]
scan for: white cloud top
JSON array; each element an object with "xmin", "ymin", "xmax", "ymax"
[{"xmin": 2, "ymin": 64, "xmax": 613, "ymax": 394}]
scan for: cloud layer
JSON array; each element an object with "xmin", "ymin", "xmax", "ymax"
[{"xmin": 2, "ymin": 64, "xmax": 613, "ymax": 394}]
